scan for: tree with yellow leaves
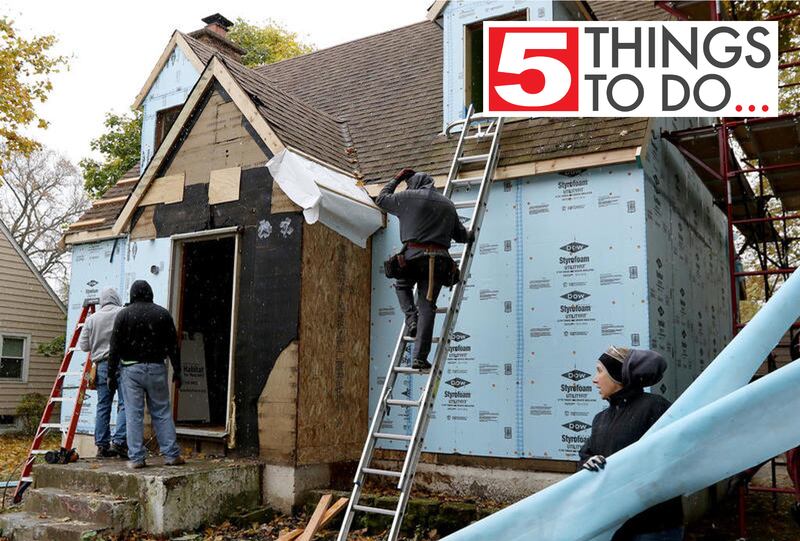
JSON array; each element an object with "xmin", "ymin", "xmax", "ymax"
[{"xmin": 0, "ymin": 16, "xmax": 66, "ymax": 176}]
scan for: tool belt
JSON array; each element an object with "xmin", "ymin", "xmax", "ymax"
[{"xmin": 383, "ymin": 243, "xmax": 461, "ymax": 300}]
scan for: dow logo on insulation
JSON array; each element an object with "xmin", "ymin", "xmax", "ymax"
[
  {"xmin": 562, "ymin": 421, "xmax": 592, "ymax": 433},
  {"xmin": 561, "ymin": 290, "xmax": 591, "ymax": 302},
  {"xmin": 560, "ymin": 241, "xmax": 588, "ymax": 253},
  {"xmin": 562, "ymin": 369, "xmax": 591, "ymax": 381},
  {"xmin": 446, "ymin": 378, "xmax": 471, "ymax": 388},
  {"xmin": 451, "ymin": 332, "xmax": 471, "ymax": 342}
]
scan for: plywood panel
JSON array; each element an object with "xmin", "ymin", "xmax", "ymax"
[
  {"xmin": 140, "ymin": 173, "xmax": 184, "ymax": 206},
  {"xmin": 296, "ymin": 223, "xmax": 371, "ymax": 465},
  {"xmin": 258, "ymin": 341, "xmax": 299, "ymax": 465},
  {"xmin": 163, "ymin": 89, "xmax": 268, "ymax": 186},
  {"xmin": 208, "ymin": 167, "xmax": 241, "ymax": 205}
]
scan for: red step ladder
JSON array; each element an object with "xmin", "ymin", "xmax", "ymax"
[{"xmin": 12, "ymin": 302, "xmax": 96, "ymax": 503}]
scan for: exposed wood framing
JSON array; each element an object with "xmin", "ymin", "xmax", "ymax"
[
  {"xmin": 68, "ymin": 218, "xmax": 106, "ymax": 229},
  {"xmin": 426, "ymin": 0, "xmax": 448, "ymax": 20},
  {"xmin": 92, "ymin": 196, "xmax": 129, "ymax": 206},
  {"xmin": 63, "ymin": 229, "xmax": 122, "ymax": 246},
  {"xmin": 140, "ymin": 173, "xmax": 185, "ymax": 205},
  {"xmin": 364, "ymin": 146, "xmax": 641, "ymax": 196},
  {"xmin": 132, "ymin": 32, "xmax": 205, "ymax": 109},
  {"xmin": 115, "ymin": 57, "xmax": 286, "ymax": 235}
]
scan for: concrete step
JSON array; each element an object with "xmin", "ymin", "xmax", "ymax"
[
  {"xmin": 0, "ymin": 511, "xmax": 107, "ymax": 541},
  {"xmin": 23, "ymin": 487, "xmax": 139, "ymax": 532},
  {"xmin": 33, "ymin": 458, "xmax": 261, "ymax": 534}
]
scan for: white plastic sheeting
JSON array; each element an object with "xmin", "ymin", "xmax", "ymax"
[{"xmin": 266, "ymin": 149, "xmax": 383, "ymax": 248}]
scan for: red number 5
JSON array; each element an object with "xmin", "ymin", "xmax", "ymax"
[{"xmin": 488, "ymin": 27, "xmax": 579, "ymax": 112}]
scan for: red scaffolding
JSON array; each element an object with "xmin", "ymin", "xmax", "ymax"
[{"xmin": 656, "ymin": 1, "xmax": 800, "ymax": 537}]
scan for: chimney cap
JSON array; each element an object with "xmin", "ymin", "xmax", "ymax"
[{"xmin": 202, "ymin": 13, "xmax": 234, "ymax": 29}]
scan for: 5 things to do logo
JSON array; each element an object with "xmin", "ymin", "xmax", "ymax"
[{"xmin": 484, "ymin": 21, "xmax": 778, "ymax": 117}]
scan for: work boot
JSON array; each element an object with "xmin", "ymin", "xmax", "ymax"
[
  {"xmin": 165, "ymin": 456, "xmax": 186, "ymax": 466},
  {"xmin": 411, "ymin": 358, "xmax": 432, "ymax": 371},
  {"xmin": 96, "ymin": 445, "xmax": 118, "ymax": 459},
  {"xmin": 110, "ymin": 442, "xmax": 128, "ymax": 460},
  {"xmin": 127, "ymin": 460, "xmax": 146, "ymax": 470},
  {"xmin": 406, "ymin": 322, "xmax": 417, "ymax": 338}
]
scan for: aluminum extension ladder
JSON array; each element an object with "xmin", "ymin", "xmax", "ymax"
[
  {"xmin": 338, "ymin": 105, "xmax": 505, "ymax": 541},
  {"xmin": 13, "ymin": 302, "xmax": 96, "ymax": 503}
]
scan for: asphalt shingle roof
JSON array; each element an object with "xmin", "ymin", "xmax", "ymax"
[{"xmin": 71, "ymin": 1, "xmax": 662, "ymax": 235}]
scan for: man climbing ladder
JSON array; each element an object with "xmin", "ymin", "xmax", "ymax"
[
  {"xmin": 337, "ymin": 106, "xmax": 504, "ymax": 541},
  {"xmin": 376, "ymin": 168, "xmax": 472, "ymax": 371}
]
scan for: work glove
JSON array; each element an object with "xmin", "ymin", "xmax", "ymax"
[
  {"xmin": 107, "ymin": 375, "xmax": 118, "ymax": 393},
  {"xmin": 172, "ymin": 373, "xmax": 182, "ymax": 390},
  {"xmin": 394, "ymin": 167, "xmax": 416, "ymax": 181},
  {"xmin": 582, "ymin": 455, "xmax": 606, "ymax": 472},
  {"xmin": 468, "ymin": 229, "xmax": 476, "ymax": 244}
]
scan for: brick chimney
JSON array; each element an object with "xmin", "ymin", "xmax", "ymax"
[
  {"xmin": 201, "ymin": 13, "xmax": 233, "ymax": 38},
  {"xmin": 188, "ymin": 13, "xmax": 245, "ymax": 61}
]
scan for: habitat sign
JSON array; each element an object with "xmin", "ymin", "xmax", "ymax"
[{"xmin": 484, "ymin": 21, "xmax": 778, "ymax": 117}]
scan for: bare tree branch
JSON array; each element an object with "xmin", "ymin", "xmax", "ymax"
[{"xmin": 0, "ymin": 146, "xmax": 90, "ymax": 299}]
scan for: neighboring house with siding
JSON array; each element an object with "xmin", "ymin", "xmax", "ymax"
[{"xmin": 0, "ymin": 220, "xmax": 66, "ymax": 429}]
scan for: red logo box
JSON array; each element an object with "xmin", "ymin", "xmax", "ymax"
[{"xmin": 486, "ymin": 26, "xmax": 579, "ymax": 112}]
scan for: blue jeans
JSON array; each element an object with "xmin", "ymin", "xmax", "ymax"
[
  {"xmin": 630, "ymin": 528, "xmax": 684, "ymax": 541},
  {"xmin": 95, "ymin": 360, "xmax": 126, "ymax": 448},
  {"xmin": 121, "ymin": 362, "xmax": 180, "ymax": 463}
]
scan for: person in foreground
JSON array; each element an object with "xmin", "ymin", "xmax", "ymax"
[
  {"xmin": 375, "ymin": 167, "xmax": 472, "ymax": 371},
  {"xmin": 79, "ymin": 287, "xmax": 127, "ymax": 459},
  {"xmin": 108, "ymin": 280, "xmax": 185, "ymax": 469},
  {"xmin": 579, "ymin": 346, "xmax": 684, "ymax": 541}
]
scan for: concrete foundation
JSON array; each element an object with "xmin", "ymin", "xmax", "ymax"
[
  {"xmin": 0, "ymin": 457, "xmax": 261, "ymax": 539},
  {"xmin": 413, "ymin": 463, "xmax": 568, "ymax": 504},
  {"xmin": 262, "ymin": 463, "xmax": 331, "ymax": 513}
]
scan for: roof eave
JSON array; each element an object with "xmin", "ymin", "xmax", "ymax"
[{"xmin": 426, "ymin": 0, "xmax": 448, "ymax": 21}]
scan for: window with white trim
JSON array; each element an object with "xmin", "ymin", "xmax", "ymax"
[{"xmin": 0, "ymin": 335, "xmax": 28, "ymax": 381}]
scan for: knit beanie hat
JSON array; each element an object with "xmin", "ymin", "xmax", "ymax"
[{"xmin": 598, "ymin": 346, "xmax": 630, "ymax": 385}]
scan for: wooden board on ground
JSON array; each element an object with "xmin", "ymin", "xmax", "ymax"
[
  {"xmin": 298, "ymin": 493, "xmax": 332, "ymax": 541},
  {"xmin": 276, "ymin": 495, "xmax": 349, "ymax": 541}
]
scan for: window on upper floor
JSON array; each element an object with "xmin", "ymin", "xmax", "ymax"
[
  {"xmin": 464, "ymin": 9, "xmax": 529, "ymax": 115},
  {"xmin": 0, "ymin": 335, "xmax": 28, "ymax": 381},
  {"xmin": 154, "ymin": 105, "xmax": 183, "ymax": 150}
]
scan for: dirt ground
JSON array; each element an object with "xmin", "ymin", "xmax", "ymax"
[{"xmin": 2, "ymin": 432, "xmax": 799, "ymax": 540}]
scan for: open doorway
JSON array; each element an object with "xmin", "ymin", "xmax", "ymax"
[{"xmin": 170, "ymin": 231, "xmax": 238, "ymax": 438}]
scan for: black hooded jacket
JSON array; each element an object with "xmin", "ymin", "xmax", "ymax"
[
  {"xmin": 108, "ymin": 280, "xmax": 180, "ymax": 377},
  {"xmin": 579, "ymin": 349, "xmax": 683, "ymax": 537},
  {"xmin": 376, "ymin": 172, "xmax": 469, "ymax": 258}
]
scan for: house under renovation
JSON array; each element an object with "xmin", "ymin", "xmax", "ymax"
[{"xmin": 58, "ymin": 1, "xmax": 733, "ymax": 512}]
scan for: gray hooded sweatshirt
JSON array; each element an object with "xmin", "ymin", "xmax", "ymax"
[{"xmin": 79, "ymin": 287, "xmax": 123, "ymax": 363}]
